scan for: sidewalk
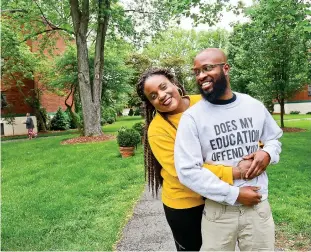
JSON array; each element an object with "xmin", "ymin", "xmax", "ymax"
[{"xmin": 116, "ymin": 186, "xmax": 175, "ymax": 251}]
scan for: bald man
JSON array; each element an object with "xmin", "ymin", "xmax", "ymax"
[{"xmin": 174, "ymin": 48, "xmax": 283, "ymax": 251}]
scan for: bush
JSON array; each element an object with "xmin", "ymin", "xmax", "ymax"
[
  {"xmin": 102, "ymin": 107, "xmax": 116, "ymax": 123},
  {"xmin": 65, "ymin": 109, "xmax": 80, "ymax": 129},
  {"xmin": 100, "ymin": 118, "xmax": 107, "ymax": 126},
  {"xmin": 306, "ymin": 112, "xmax": 311, "ymax": 114},
  {"xmin": 133, "ymin": 107, "xmax": 141, "ymax": 116},
  {"xmin": 50, "ymin": 107, "xmax": 69, "ymax": 130},
  {"xmin": 106, "ymin": 117, "xmax": 115, "ymax": 124},
  {"xmin": 128, "ymin": 108, "xmax": 134, "ymax": 116},
  {"xmin": 132, "ymin": 122, "xmax": 145, "ymax": 137},
  {"xmin": 117, "ymin": 127, "xmax": 140, "ymax": 147},
  {"xmin": 290, "ymin": 111, "xmax": 300, "ymax": 114}
]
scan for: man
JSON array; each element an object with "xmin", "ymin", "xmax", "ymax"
[{"xmin": 174, "ymin": 48, "xmax": 282, "ymax": 251}]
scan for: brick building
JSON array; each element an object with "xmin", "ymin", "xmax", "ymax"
[
  {"xmin": 1, "ymin": 22, "xmax": 73, "ymax": 136},
  {"xmin": 274, "ymin": 84, "xmax": 311, "ymax": 114}
]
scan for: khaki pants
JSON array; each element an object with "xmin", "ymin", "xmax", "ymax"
[{"xmin": 201, "ymin": 199, "xmax": 275, "ymax": 251}]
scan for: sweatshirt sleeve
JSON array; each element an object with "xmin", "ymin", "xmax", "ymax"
[
  {"xmin": 148, "ymin": 134, "xmax": 233, "ymax": 184},
  {"xmin": 174, "ymin": 114, "xmax": 239, "ymax": 205},
  {"xmin": 261, "ymin": 107, "xmax": 283, "ymax": 164}
]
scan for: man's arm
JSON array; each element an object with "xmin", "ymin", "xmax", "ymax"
[
  {"xmin": 149, "ymin": 133, "xmax": 234, "ymax": 184},
  {"xmin": 244, "ymin": 107, "xmax": 283, "ymax": 179},
  {"xmin": 174, "ymin": 114, "xmax": 263, "ymax": 206}
]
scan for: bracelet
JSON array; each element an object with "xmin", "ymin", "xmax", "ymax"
[{"xmin": 237, "ymin": 166, "xmax": 244, "ymax": 180}]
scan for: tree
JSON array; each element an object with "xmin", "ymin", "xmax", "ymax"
[
  {"xmin": 2, "ymin": 0, "xmax": 237, "ymax": 136},
  {"xmin": 144, "ymin": 28, "xmax": 229, "ymax": 93},
  {"xmin": 3, "ymin": 105, "xmax": 17, "ymax": 136},
  {"xmin": 228, "ymin": 0, "xmax": 311, "ymax": 127}
]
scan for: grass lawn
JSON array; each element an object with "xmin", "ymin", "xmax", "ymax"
[
  {"xmin": 272, "ymin": 114, "xmax": 311, "ymax": 120},
  {"xmin": 1, "ymin": 116, "xmax": 310, "ymax": 250},
  {"xmin": 103, "ymin": 116, "xmax": 143, "ymax": 134},
  {"xmin": 269, "ymin": 129, "xmax": 311, "ymax": 249},
  {"xmin": 1, "ymin": 133, "xmax": 145, "ymax": 250}
]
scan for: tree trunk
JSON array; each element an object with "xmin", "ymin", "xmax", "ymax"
[
  {"xmin": 280, "ymin": 98, "xmax": 285, "ymax": 128},
  {"xmin": 70, "ymin": 0, "xmax": 102, "ymax": 136}
]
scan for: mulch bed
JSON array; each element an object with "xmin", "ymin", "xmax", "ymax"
[
  {"xmin": 61, "ymin": 134, "xmax": 115, "ymax": 145},
  {"xmin": 281, "ymin": 127, "xmax": 307, "ymax": 132}
]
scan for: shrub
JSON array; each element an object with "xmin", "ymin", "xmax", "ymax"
[
  {"xmin": 106, "ymin": 117, "xmax": 115, "ymax": 124},
  {"xmin": 128, "ymin": 108, "xmax": 134, "ymax": 116},
  {"xmin": 65, "ymin": 109, "xmax": 80, "ymax": 129},
  {"xmin": 117, "ymin": 127, "xmax": 140, "ymax": 147},
  {"xmin": 102, "ymin": 107, "xmax": 116, "ymax": 122},
  {"xmin": 50, "ymin": 107, "xmax": 69, "ymax": 130},
  {"xmin": 290, "ymin": 111, "xmax": 300, "ymax": 114},
  {"xmin": 306, "ymin": 112, "xmax": 311, "ymax": 114},
  {"xmin": 100, "ymin": 118, "xmax": 107, "ymax": 126},
  {"xmin": 133, "ymin": 107, "xmax": 141, "ymax": 116},
  {"xmin": 132, "ymin": 122, "xmax": 145, "ymax": 136}
]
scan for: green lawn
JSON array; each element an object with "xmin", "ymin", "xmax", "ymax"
[
  {"xmin": 1, "ymin": 134, "xmax": 145, "ymax": 250},
  {"xmin": 272, "ymin": 114, "xmax": 311, "ymax": 120},
  {"xmin": 1, "ymin": 116, "xmax": 310, "ymax": 250},
  {"xmin": 103, "ymin": 116, "xmax": 143, "ymax": 134},
  {"xmin": 269, "ymin": 130, "xmax": 311, "ymax": 249}
]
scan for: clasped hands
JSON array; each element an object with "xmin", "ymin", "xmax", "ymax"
[{"xmin": 233, "ymin": 150, "xmax": 271, "ymax": 180}]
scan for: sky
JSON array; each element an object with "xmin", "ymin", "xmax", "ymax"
[{"xmin": 179, "ymin": 0, "xmax": 254, "ymax": 31}]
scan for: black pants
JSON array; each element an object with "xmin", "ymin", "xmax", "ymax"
[{"xmin": 163, "ymin": 204, "xmax": 204, "ymax": 251}]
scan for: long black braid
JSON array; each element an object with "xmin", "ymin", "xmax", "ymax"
[{"xmin": 136, "ymin": 67, "xmax": 186, "ymax": 196}]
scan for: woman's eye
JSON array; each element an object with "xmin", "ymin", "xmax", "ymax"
[
  {"xmin": 160, "ymin": 84, "xmax": 167, "ymax": 90},
  {"xmin": 151, "ymin": 94, "xmax": 157, "ymax": 100}
]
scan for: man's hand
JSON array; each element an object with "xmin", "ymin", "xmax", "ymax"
[
  {"xmin": 242, "ymin": 150, "xmax": 271, "ymax": 179},
  {"xmin": 237, "ymin": 186, "xmax": 262, "ymax": 206},
  {"xmin": 233, "ymin": 159, "xmax": 253, "ymax": 179}
]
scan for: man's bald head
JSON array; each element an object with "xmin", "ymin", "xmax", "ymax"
[{"xmin": 194, "ymin": 48, "xmax": 227, "ymax": 65}]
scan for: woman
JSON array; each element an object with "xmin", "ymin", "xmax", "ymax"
[{"xmin": 136, "ymin": 68, "xmax": 248, "ymax": 251}]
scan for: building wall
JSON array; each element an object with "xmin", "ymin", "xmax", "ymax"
[
  {"xmin": 1, "ymin": 25, "xmax": 73, "ymax": 116},
  {"xmin": 288, "ymin": 85, "xmax": 311, "ymax": 102},
  {"xmin": 0, "ymin": 116, "xmax": 37, "ymax": 136},
  {"xmin": 1, "ymin": 78, "xmax": 35, "ymax": 115},
  {"xmin": 274, "ymin": 101, "xmax": 311, "ymax": 114}
]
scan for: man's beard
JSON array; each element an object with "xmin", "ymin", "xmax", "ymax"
[{"xmin": 198, "ymin": 71, "xmax": 227, "ymax": 103}]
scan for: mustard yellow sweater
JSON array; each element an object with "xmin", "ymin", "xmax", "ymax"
[{"xmin": 148, "ymin": 95, "xmax": 234, "ymax": 209}]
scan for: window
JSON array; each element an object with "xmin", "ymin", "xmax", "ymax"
[
  {"xmin": 308, "ymin": 85, "xmax": 311, "ymax": 96},
  {"xmin": 1, "ymin": 92, "xmax": 8, "ymax": 108}
]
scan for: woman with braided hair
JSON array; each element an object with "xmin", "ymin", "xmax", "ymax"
[{"xmin": 136, "ymin": 67, "xmax": 252, "ymax": 251}]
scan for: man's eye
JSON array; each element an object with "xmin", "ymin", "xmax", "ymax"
[
  {"xmin": 194, "ymin": 70, "xmax": 200, "ymax": 76},
  {"xmin": 203, "ymin": 65, "xmax": 213, "ymax": 72}
]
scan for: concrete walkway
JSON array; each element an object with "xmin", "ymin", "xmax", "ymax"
[
  {"xmin": 115, "ymin": 187, "xmax": 284, "ymax": 252},
  {"xmin": 116, "ymin": 186, "xmax": 175, "ymax": 251}
]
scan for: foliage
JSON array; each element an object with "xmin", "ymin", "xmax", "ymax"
[
  {"xmin": 307, "ymin": 112, "xmax": 311, "ymax": 115},
  {"xmin": 132, "ymin": 122, "xmax": 145, "ymax": 137},
  {"xmin": 50, "ymin": 107, "xmax": 69, "ymax": 130},
  {"xmin": 65, "ymin": 109, "xmax": 80, "ymax": 129},
  {"xmin": 133, "ymin": 107, "xmax": 141, "ymax": 116},
  {"xmin": 143, "ymin": 28, "xmax": 230, "ymax": 94},
  {"xmin": 290, "ymin": 111, "xmax": 301, "ymax": 115},
  {"xmin": 2, "ymin": 105, "xmax": 17, "ymax": 136},
  {"xmin": 128, "ymin": 109, "xmax": 134, "ymax": 116},
  {"xmin": 117, "ymin": 127, "xmax": 140, "ymax": 147},
  {"xmin": 228, "ymin": 0, "xmax": 311, "ymax": 128}
]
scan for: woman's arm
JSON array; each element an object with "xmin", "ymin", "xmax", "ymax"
[{"xmin": 149, "ymin": 134, "xmax": 236, "ymax": 185}]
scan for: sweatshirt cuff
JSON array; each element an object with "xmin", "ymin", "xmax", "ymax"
[
  {"xmin": 224, "ymin": 186, "xmax": 239, "ymax": 205},
  {"xmin": 262, "ymin": 146, "xmax": 279, "ymax": 164}
]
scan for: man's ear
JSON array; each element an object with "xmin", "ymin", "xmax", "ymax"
[{"xmin": 223, "ymin": 64, "xmax": 230, "ymax": 76}]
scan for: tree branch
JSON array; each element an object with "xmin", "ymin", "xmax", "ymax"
[{"xmin": 21, "ymin": 27, "xmax": 74, "ymax": 42}]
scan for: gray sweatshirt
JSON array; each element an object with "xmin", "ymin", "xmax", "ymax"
[{"xmin": 174, "ymin": 92, "xmax": 283, "ymax": 205}]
